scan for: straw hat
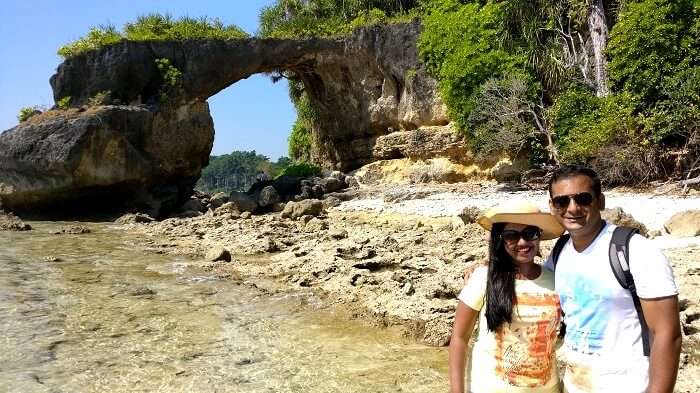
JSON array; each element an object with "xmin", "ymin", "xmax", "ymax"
[{"xmin": 477, "ymin": 201, "xmax": 564, "ymax": 240}]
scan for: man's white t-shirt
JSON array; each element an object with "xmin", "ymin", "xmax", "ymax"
[{"xmin": 544, "ymin": 223, "xmax": 678, "ymax": 393}]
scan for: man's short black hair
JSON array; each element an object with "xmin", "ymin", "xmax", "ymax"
[{"xmin": 548, "ymin": 164, "xmax": 602, "ymax": 197}]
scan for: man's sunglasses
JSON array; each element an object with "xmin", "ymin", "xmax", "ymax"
[
  {"xmin": 550, "ymin": 192, "xmax": 594, "ymax": 210},
  {"xmin": 501, "ymin": 226, "xmax": 541, "ymax": 243}
]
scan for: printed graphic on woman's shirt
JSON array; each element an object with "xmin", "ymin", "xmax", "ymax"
[
  {"xmin": 559, "ymin": 275, "xmax": 610, "ymax": 355},
  {"xmin": 565, "ymin": 360, "xmax": 594, "ymax": 393},
  {"xmin": 494, "ymin": 293, "xmax": 560, "ymax": 387}
]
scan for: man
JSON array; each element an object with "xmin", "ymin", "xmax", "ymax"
[{"xmin": 544, "ymin": 165, "xmax": 682, "ymax": 393}]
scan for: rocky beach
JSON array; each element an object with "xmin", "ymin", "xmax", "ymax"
[{"xmin": 107, "ymin": 177, "xmax": 700, "ymax": 393}]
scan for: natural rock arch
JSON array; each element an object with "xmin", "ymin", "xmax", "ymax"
[
  {"xmin": 51, "ymin": 21, "xmax": 447, "ymax": 169},
  {"xmin": 0, "ymin": 22, "xmax": 449, "ymax": 216}
]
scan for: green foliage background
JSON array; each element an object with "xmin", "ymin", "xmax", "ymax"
[{"xmin": 196, "ymin": 151, "xmax": 290, "ymax": 194}]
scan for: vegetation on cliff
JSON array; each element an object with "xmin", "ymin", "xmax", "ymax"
[
  {"xmin": 58, "ymin": 13, "xmax": 249, "ymax": 58},
  {"xmin": 258, "ymin": 0, "xmax": 417, "ymax": 38},
  {"xmin": 263, "ymin": 0, "xmax": 700, "ymax": 185}
]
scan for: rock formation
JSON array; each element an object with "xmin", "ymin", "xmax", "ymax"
[
  {"xmin": 0, "ymin": 104, "xmax": 213, "ymax": 216},
  {"xmin": 49, "ymin": 21, "xmax": 448, "ymax": 170},
  {"xmin": 1, "ymin": 21, "xmax": 452, "ymax": 216}
]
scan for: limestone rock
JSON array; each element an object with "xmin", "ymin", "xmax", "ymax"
[
  {"xmin": 318, "ymin": 178, "xmax": 345, "ymax": 194},
  {"xmin": 205, "ymin": 247, "xmax": 231, "ymax": 262},
  {"xmin": 229, "ymin": 191, "xmax": 257, "ymax": 213},
  {"xmin": 257, "ymin": 186, "xmax": 281, "ymax": 208},
  {"xmin": 181, "ymin": 198, "xmax": 205, "ymax": 213},
  {"xmin": 305, "ymin": 217, "xmax": 328, "ymax": 232},
  {"xmin": 52, "ymin": 225, "xmax": 91, "ymax": 234},
  {"xmin": 49, "ymin": 22, "xmax": 446, "ymax": 172},
  {"xmin": 209, "ymin": 192, "xmax": 229, "ymax": 209},
  {"xmin": 322, "ymin": 196, "xmax": 342, "ymax": 210},
  {"xmin": 214, "ymin": 202, "xmax": 240, "ymax": 217},
  {"xmin": 175, "ymin": 210, "xmax": 202, "ymax": 219},
  {"xmin": 0, "ymin": 212, "xmax": 32, "ymax": 231},
  {"xmin": 372, "ymin": 125, "xmax": 468, "ymax": 162},
  {"xmin": 281, "ymin": 199, "xmax": 323, "ymax": 220},
  {"xmin": 602, "ymin": 207, "xmax": 648, "ymax": 236},
  {"xmin": 115, "ymin": 212, "xmax": 155, "ymax": 224},
  {"xmin": 458, "ymin": 207, "xmax": 482, "ymax": 225},
  {"xmin": 664, "ymin": 210, "xmax": 700, "ymax": 236},
  {"xmin": 0, "ymin": 104, "xmax": 213, "ymax": 216}
]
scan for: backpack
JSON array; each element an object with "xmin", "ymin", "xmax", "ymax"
[{"xmin": 551, "ymin": 225, "xmax": 651, "ymax": 356}]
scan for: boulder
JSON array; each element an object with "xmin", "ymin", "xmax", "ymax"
[
  {"xmin": 664, "ymin": 210, "xmax": 700, "ymax": 236},
  {"xmin": 602, "ymin": 207, "xmax": 648, "ymax": 236},
  {"xmin": 305, "ymin": 217, "xmax": 328, "ymax": 232},
  {"xmin": 281, "ymin": 199, "xmax": 324, "ymax": 220},
  {"xmin": 0, "ymin": 104, "xmax": 213, "ymax": 217},
  {"xmin": 271, "ymin": 176, "xmax": 302, "ymax": 200},
  {"xmin": 345, "ymin": 176, "xmax": 360, "ymax": 189},
  {"xmin": 318, "ymin": 177, "xmax": 345, "ymax": 194},
  {"xmin": 257, "ymin": 186, "xmax": 281, "ymax": 208},
  {"xmin": 322, "ymin": 196, "xmax": 342, "ymax": 210},
  {"xmin": 229, "ymin": 191, "xmax": 258, "ymax": 213},
  {"xmin": 181, "ymin": 198, "xmax": 205, "ymax": 213},
  {"xmin": 458, "ymin": 207, "xmax": 482, "ymax": 225},
  {"xmin": 214, "ymin": 202, "xmax": 240, "ymax": 217},
  {"xmin": 0, "ymin": 212, "xmax": 32, "ymax": 231},
  {"xmin": 52, "ymin": 225, "xmax": 91, "ymax": 234},
  {"xmin": 115, "ymin": 212, "xmax": 155, "ymax": 224},
  {"xmin": 205, "ymin": 247, "xmax": 231, "ymax": 262},
  {"xmin": 209, "ymin": 192, "xmax": 229, "ymax": 209}
]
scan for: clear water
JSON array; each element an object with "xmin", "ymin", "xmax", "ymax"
[{"xmin": 0, "ymin": 222, "xmax": 448, "ymax": 392}]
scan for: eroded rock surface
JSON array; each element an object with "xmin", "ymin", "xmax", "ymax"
[
  {"xmin": 0, "ymin": 104, "xmax": 213, "ymax": 216},
  {"xmin": 49, "ymin": 22, "xmax": 447, "ymax": 171}
]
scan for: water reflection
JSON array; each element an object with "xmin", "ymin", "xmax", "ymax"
[{"xmin": 0, "ymin": 222, "xmax": 447, "ymax": 392}]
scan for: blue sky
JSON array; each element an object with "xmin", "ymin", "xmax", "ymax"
[{"xmin": 0, "ymin": 0, "xmax": 295, "ymax": 161}]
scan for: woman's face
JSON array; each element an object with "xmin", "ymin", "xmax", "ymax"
[{"xmin": 501, "ymin": 223, "xmax": 540, "ymax": 265}]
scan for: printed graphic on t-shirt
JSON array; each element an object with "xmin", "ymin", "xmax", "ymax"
[
  {"xmin": 494, "ymin": 293, "xmax": 560, "ymax": 387},
  {"xmin": 558, "ymin": 274, "xmax": 609, "ymax": 355}
]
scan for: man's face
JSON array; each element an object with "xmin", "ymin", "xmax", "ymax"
[{"xmin": 549, "ymin": 175, "xmax": 605, "ymax": 237}]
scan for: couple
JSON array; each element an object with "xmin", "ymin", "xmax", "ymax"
[{"xmin": 449, "ymin": 165, "xmax": 682, "ymax": 393}]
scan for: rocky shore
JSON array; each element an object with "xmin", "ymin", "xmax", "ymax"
[{"xmin": 118, "ymin": 182, "xmax": 700, "ymax": 392}]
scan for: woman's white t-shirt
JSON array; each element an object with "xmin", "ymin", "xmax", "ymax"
[{"xmin": 458, "ymin": 266, "xmax": 561, "ymax": 393}]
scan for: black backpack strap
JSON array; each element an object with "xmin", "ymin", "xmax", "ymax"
[
  {"xmin": 609, "ymin": 226, "xmax": 650, "ymax": 356},
  {"xmin": 551, "ymin": 234, "xmax": 570, "ymax": 338},
  {"xmin": 551, "ymin": 234, "xmax": 570, "ymax": 269}
]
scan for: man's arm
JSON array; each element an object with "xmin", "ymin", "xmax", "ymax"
[{"xmin": 640, "ymin": 295, "xmax": 682, "ymax": 393}]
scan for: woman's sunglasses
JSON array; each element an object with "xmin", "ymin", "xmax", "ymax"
[
  {"xmin": 501, "ymin": 226, "xmax": 541, "ymax": 243},
  {"xmin": 550, "ymin": 192, "xmax": 594, "ymax": 210}
]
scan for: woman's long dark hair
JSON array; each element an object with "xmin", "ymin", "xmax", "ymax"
[{"xmin": 484, "ymin": 223, "xmax": 517, "ymax": 332}]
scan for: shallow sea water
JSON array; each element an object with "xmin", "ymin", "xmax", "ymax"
[{"xmin": 0, "ymin": 222, "xmax": 448, "ymax": 392}]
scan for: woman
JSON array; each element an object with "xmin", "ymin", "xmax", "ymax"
[{"xmin": 449, "ymin": 201, "xmax": 564, "ymax": 393}]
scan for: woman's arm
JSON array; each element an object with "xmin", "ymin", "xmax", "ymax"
[{"xmin": 449, "ymin": 301, "xmax": 480, "ymax": 393}]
